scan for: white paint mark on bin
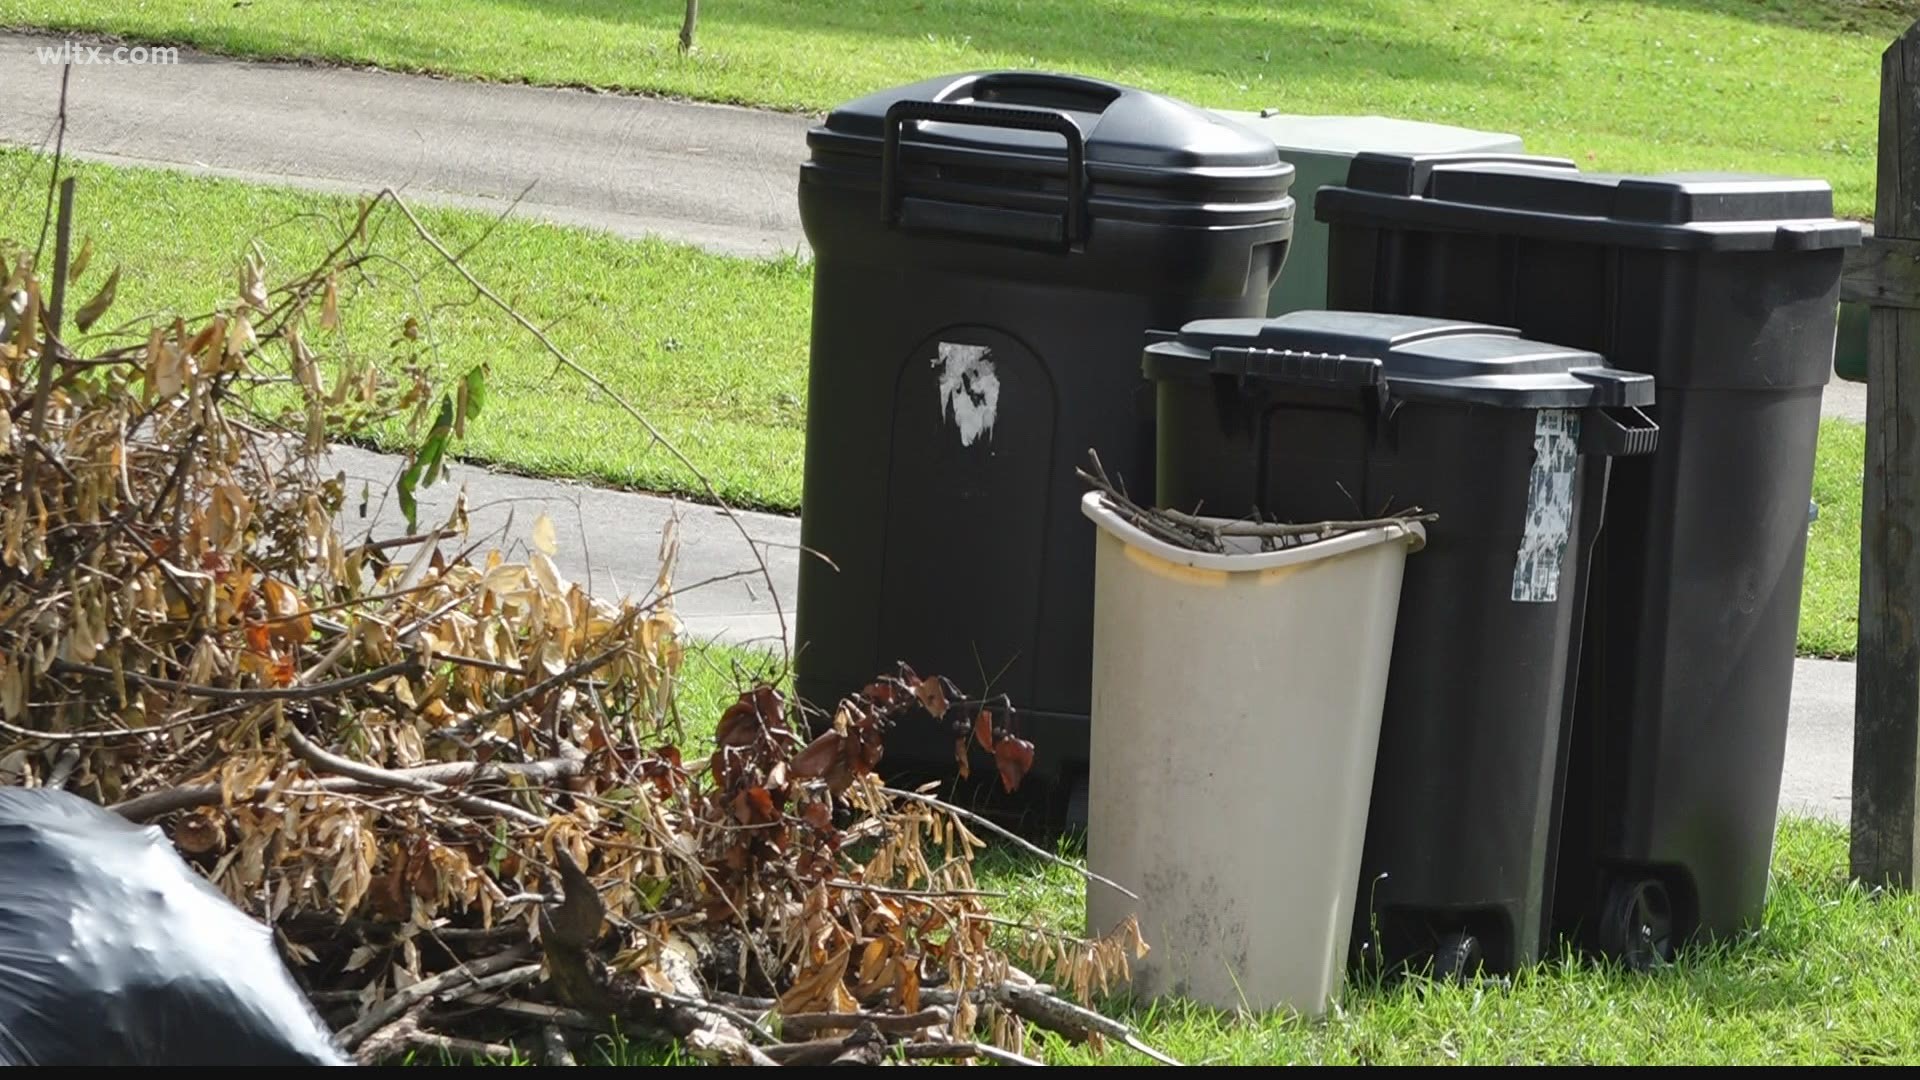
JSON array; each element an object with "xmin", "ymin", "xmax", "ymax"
[
  {"xmin": 932, "ymin": 342, "xmax": 1000, "ymax": 447},
  {"xmin": 1512, "ymin": 409, "xmax": 1581, "ymax": 603}
]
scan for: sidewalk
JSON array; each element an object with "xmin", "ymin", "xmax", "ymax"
[
  {"xmin": 324, "ymin": 445, "xmax": 799, "ymax": 651},
  {"xmin": 0, "ymin": 30, "xmax": 812, "ymax": 258}
]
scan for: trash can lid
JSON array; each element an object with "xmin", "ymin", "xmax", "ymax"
[
  {"xmin": 1316, "ymin": 153, "xmax": 1861, "ymax": 253},
  {"xmin": 1143, "ymin": 310, "xmax": 1655, "ymax": 408},
  {"xmin": 808, "ymin": 71, "xmax": 1295, "ymax": 221},
  {"xmin": 1210, "ymin": 111, "xmax": 1523, "ymax": 159}
]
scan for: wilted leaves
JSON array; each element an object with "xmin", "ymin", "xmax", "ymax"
[
  {"xmin": 531, "ymin": 512, "xmax": 557, "ymax": 556},
  {"xmin": 67, "ymin": 235, "xmax": 93, "ymax": 283},
  {"xmin": 73, "ymin": 265, "xmax": 119, "ymax": 332},
  {"xmin": 777, "ymin": 946, "xmax": 857, "ymax": 1015}
]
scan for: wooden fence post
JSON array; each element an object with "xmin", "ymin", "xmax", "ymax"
[{"xmin": 1853, "ymin": 19, "xmax": 1920, "ymax": 887}]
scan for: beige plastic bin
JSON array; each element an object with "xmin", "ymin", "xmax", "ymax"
[{"xmin": 1081, "ymin": 491, "xmax": 1423, "ymax": 1016}]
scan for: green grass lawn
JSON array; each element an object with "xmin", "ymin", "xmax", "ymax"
[
  {"xmin": 1, "ymin": 0, "xmax": 1903, "ymax": 218},
  {"xmin": 637, "ymin": 645, "xmax": 1920, "ymax": 1066},
  {"xmin": 1806, "ymin": 417, "xmax": 1867, "ymax": 658},
  {"xmin": 0, "ymin": 148, "xmax": 813, "ymax": 510},
  {"xmin": 988, "ymin": 818, "xmax": 1920, "ymax": 1065}
]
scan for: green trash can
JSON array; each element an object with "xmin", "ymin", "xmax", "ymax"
[
  {"xmin": 1835, "ymin": 301, "xmax": 1869, "ymax": 384},
  {"xmin": 1208, "ymin": 112, "xmax": 1522, "ymax": 315},
  {"xmin": 1835, "ymin": 223, "xmax": 1871, "ymax": 385}
]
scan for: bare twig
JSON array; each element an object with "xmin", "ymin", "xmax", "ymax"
[
  {"xmin": 351, "ymin": 1004, "xmax": 430, "ymax": 1066},
  {"xmin": 0, "ymin": 704, "xmax": 237, "ymax": 746},
  {"xmin": 778, "ymin": 1006, "xmax": 951, "ymax": 1035},
  {"xmin": 332, "ymin": 949, "xmax": 534, "ymax": 1052},
  {"xmin": 44, "ymin": 177, "xmax": 74, "ymax": 343},
  {"xmin": 1156, "ymin": 503, "xmax": 1437, "ymax": 540},
  {"xmin": 22, "ymin": 175, "xmax": 74, "ymax": 507},
  {"xmin": 48, "ymin": 657, "xmax": 421, "ymax": 702},
  {"xmin": 355, "ymin": 1007, "xmax": 523, "ymax": 1066},
  {"xmin": 459, "ymin": 993, "xmax": 602, "ymax": 1031},
  {"xmin": 900, "ymin": 1040, "xmax": 1048, "ymax": 1066},
  {"xmin": 32, "ymin": 65, "xmax": 70, "ymax": 264},
  {"xmin": 828, "ymin": 878, "xmax": 1006, "ymax": 900},
  {"xmin": 998, "ymin": 983, "xmax": 1183, "ymax": 1067},
  {"xmin": 1077, "ymin": 452, "xmax": 1221, "ymax": 554},
  {"xmin": 110, "ymin": 755, "xmax": 586, "ymax": 820},
  {"xmin": 283, "ymin": 724, "xmax": 549, "ymax": 829},
  {"xmin": 1082, "ymin": 449, "xmax": 1434, "ymax": 554}
]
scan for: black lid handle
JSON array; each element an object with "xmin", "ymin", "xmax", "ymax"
[
  {"xmin": 959, "ymin": 72, "xmax": 1123, "ymax": 114},
  {"xmin": 881, "ymin": 100, "xmax": 1088, "ymax": 249},
  {"xmin": 1210, "ymin": 347, "xmax": 1384, "ymax": 389}
]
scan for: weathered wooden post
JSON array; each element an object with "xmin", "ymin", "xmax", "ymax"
[{"xmin": 1852, "ymin": 20, "xmax": 1920, "ymax": 887}]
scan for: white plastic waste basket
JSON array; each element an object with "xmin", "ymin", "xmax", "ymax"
[{"xmin": 1081, "ymin": 491, "xmax": 1423, "ymax": 1016}]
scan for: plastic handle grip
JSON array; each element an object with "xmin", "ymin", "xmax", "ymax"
[
  {"xmin": 881, "ymin": 100, "xmax": 1088, "ymax": 248},
  {"xmin": 962, "ymin": 72, "xmax": 1122, "ymax": 113},
  {"xmin": 1209, "ymin": 347, "xmax": 1384, "ymax": 388},
  {"xmin": 1581, "ymin": 406, "xmax": 1659, "ymax": 458}
]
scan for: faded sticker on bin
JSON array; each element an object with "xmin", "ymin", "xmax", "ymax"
[
  {"xmin": 932, "ymin": 342, "xmax": 999, "ymax": 447},
  {"xmin": 1512, "ymin": 409, "xmax": 1581, "ymax": 603}
]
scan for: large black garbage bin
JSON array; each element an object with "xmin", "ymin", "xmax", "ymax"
[
  {"xmin": 1146, "ymin": 310, "xmax": 1656, "ymax": 976},
  {"xmin": 1317, "ymin": 154, "xmax": 1860, "ymax": 963},
  {"xmin": 794, "ymin": 73, "xmax": 1295, "ymax": 784}
]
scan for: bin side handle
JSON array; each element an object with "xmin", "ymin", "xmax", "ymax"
[
  {"xmin": 881, "ymin": 100, "xmax": 1088, "ymax": 250},
  {"xmin": 1580, "ymin": 406, "xmax": 1659, "ymax": 458},
  {"xmin": 1209, "ymin": 346, "xmax": 1384, "ymax": 389}
]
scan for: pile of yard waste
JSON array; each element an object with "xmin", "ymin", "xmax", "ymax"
[{"xmin": 0, "ymin": 186, "xmax": 1166, "ymax": 1065}]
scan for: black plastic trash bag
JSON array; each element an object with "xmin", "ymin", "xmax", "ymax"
[{"xmin": 0, "ymin": 787, "xmax": 348, "ymax": 1065}]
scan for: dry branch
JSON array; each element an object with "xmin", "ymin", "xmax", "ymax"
[
  {"xmin": 901, "ymin": 1041, "xmax": 1049, "ymax": 1066},
  {"xmin": 1080, "ymin": 448, "xmax": 1435, "ymax": 555},
  {"xmin": 110, "ymin": 756, "xmax": 585, "ymax": 821},
  {"xmin": 282, "ymin": 724, "xmax": 549, "ymax": 829},
  {"xmin": 999, "ymin": 982, "xmax": 1184, "ymax": 1067},
  {"xmin": 334, "ymin": 949, "xmax": 535, "ymax": 1052}
]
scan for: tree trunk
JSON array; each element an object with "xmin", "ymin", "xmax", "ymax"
[{"xmin": 680, "ymin": 0, "xmax": 699, "ymax": 53}]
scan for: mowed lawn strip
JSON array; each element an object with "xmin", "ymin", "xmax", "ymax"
[{"xmin": 0, "ymin": 149, "xmax": 811, "ymax": 509}]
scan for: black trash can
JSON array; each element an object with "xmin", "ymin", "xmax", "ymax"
[
  {"xmin": 1317, "ymin": 154, "xmax": 1860, "ymax": 963},
  {"xmin": 1146, "ymin": 310, "xmax": 1657, "ymax": 976},
  {"xmin": 794, "ymin": 73, "xmax": 1296, "ymax": 785}
]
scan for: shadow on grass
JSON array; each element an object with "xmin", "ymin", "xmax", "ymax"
[{"xmin": 1586, "ymin": 0, "xmax": 1917, "ymax": 38}]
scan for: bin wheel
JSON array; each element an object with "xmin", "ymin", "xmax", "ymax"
[
  {"xmin": 1432, "ymin": 931, "xmax": 1483, "ymax": 984},
  {"xmin": 1599, "ymin": 878, "xmax": 1674, "ymax": 972}
]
